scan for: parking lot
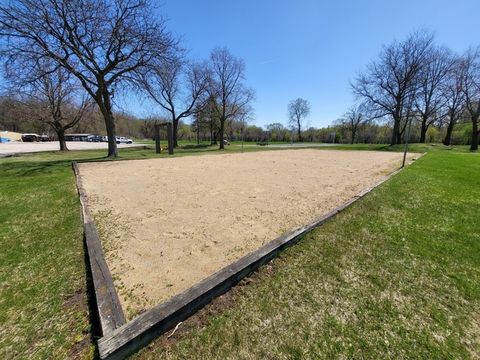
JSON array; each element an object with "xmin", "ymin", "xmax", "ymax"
[{"xmin": 0, "ymin": 141, "xmax": 139, "ymax": 157}]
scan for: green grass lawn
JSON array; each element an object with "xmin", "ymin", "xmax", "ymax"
[{"xmin": 0, "ymin": 144, "xmax": 479, "ymax": 359}]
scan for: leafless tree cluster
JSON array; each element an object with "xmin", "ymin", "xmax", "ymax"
[
  {"xmin": 0, "ymin": 0, "xmax": 180, "ymax": 156},
  {"xmin": 352, "ymin": 32, "xmax": 435, "ymax": 145},
  {"xmin": 0, "ymin": 1, "xmax": 254, "ymax": 154},
  {"xmin": 352, "ymin": 30, "xmax": 479, "ymax": 150},
  {"xmin": 337, "ymin": 103, "xmax": 371, "ymax": 144},
  {"xmin": 462, "ymin": 48, "xmax": 480, "ymax": 150},
  {"xmin": 6, "ymin": 62, "xmax": 93, "ymax": 150},
  {"xmin": 352, "ymin": 32, "xmax": 480, "ymax": 149},
  {"xmin": 139, "ymin": 56, "xmax": 210, "ymax": 147},
  {"xmin": 184, "ymin": 48, "xmax": 254, "ymax": 149},
  {"xmin": 206, "ymin": 47, "xmax": 254, "ymax": 149}
]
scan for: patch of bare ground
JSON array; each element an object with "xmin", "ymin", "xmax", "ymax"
[{"xmin": 63, "ymin": 288, "xmax": 94, "ymax": 359}]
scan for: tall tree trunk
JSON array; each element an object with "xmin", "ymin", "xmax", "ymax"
[
  {"xmin": 391, "ymin": 117, "xmax": 400, "ymax": 145},
  {"xmin": 219, "ymin": 118, "xmax": 225, "ymax": 149},
  {"xmin": 97, "ymin": 87, "xmax": 118, "ymax": 157},
  {"xmin": 443, "ymin": 114, "xmax": 455, "ymax": 146},
  {"xmin": 471, "ymin": 115, "xmax": 479, "ymax": 151},
  {"xmin": 398, "ymin": 116, "xmax": 411, "ymax": 144},
  {"xmin": 420, "ymin": 116, "xmax": 428, "ymax": 143},
  {"xmin": 396, "ymin": 130, "xmax": 402, "ymax": 145},
  {"xmin": 57, "ymin": 128, "xmax": 68, "ymax": 151},
  {"xmin": 172, "ymin": 116, "xmax": 179, "ymax": 148},
  {"xmin": 297, "ymin": 119, "xmax": 302, "ymax": 142},
  {"xmin": 351, "ymin": 127, "xmax": 356, "ymax": 144},
  {"xmin": 105, "ymin": 113, "xmax": 118, "ymax": 157}
]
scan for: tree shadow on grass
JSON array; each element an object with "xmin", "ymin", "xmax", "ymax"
[
  {"xmin": 0, "ymin": 156, "xmax": 107, "ymax": 178},
  {"xmin": 180, "ymin": 144, "xmax": 212, "ymax": 150},
  {"xmin": 82, "ymin": 235, "xmax": 102, "ymax": 360}
]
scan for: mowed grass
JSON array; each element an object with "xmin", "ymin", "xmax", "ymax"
[
  {"xmin": 0, "ymin": 143, "xmax": 478, "ymax": 359},
  {"xmin": 136, "ymin": 150, "xmax": 480, "ymax": 359},
  {"xmin": 0, "ymin": 144, "xmax": 276, "ymax": 359},
  {"xmin": 0, "ymin": 154, "xmax": 92, "ymax": 359}
]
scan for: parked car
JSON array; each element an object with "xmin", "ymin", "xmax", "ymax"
[
  {"xmin": 21, "ymin": 133, "xmax": 40, "ymax": 142},
  {"xmin": 88, "ymin": 135, "xmax": 104, "ymax": 142},
  {"xmin": 39, "ymin": 134, "xmax": 52, "ymax": 142},
  {"xmin": 115, "ymin": 136, "xmax": 133, "ymax": 144}
]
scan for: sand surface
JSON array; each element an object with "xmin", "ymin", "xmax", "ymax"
[{"xmin": 78, "ymin": 149, "xmax": 415, "ymax": 318}]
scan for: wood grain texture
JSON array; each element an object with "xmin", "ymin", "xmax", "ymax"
[{"xmin": 72, "ymin": 162, "xmax": 126, "ymax": 336}]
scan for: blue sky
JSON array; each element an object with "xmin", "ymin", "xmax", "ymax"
[{"xmin": 123, "ymin": 0, "xmax": 479, "ymax": 128}]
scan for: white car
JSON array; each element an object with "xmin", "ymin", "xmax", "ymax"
[{"xmin": 115, "ymin": 136, "xmax": 133, "ymax": 144}]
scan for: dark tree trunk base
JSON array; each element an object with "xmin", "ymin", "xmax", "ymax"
[
  {"xmin": 470, "ymin": 118, "xmax": 479, "ymax": 151},
  {"xmin": 443, "ymin": 118, "xmax": 455, "ymax": 146},
  {"xmin": 56, "ymin": 129, "xmax": 69, "ymax": 151}
]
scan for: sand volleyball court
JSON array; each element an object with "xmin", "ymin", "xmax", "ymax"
[{"xmin": 78, "ymin": 149, "xmax": 415, "ymax": 318}]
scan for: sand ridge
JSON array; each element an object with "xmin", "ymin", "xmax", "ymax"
[{"xmin": 78, "ymin": 149, "xmax": 416, "ymax": 318}]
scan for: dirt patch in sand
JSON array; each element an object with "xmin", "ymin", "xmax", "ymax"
[{"xmin": 77, "ymin": 149, "xmax": 417, "ymax": 319}]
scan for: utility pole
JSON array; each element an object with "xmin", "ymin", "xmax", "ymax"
[{"xmin": 241, "ymin": 118, "xmax": 245, "ymax": 153}]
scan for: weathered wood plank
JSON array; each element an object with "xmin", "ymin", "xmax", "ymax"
[
  {"xmin": 96, "ymin": 160, "xmax": 420, "ymax": 360},
  {"xmin": 72, "ymin": 162, "xmax": 126, "ymax": 336}
]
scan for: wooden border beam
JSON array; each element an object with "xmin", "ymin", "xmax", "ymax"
[{"xmin": 72, "ymin": 162, "xmax": 126, "ymax": 336}]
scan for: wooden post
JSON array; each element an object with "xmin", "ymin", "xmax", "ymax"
[
  {"xmin": 167, "ymin": 122, "xmax": 174, "ymax": 155},
  {"xmin": 154, "ymin": 124, "xmax": 161, "ymax": 154}
]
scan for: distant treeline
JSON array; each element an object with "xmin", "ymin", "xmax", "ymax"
[{"xmin": 0, "ymin": 95, "xmax": 473, "ymax": 145}]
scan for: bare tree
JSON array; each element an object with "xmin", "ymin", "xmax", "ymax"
[
  {"xmin": 441, "ymin": 57, "xmax": 466, "ymax": 146},
  {"xmin": 288, "ymin": 98, "xmax": 310, "ymax": 142},
  {"xmin": 461, "ymin": 48, "xmax": 480, "ymax": 151},
  {"xmin": 415, "ymin": 46, "xmax": 453, "ymax": 143},
  {"xmin": 28, "ymin": 70, "xmax": 91, "ymax": 150},
  {"xmin": 207, "ymin": 47, "xmax": 254, "ymax": 150},
  {"xmin": 141, "ymin": 57, "xmax": 209, "ymax": 147},
  {"xmin": 4, "ymin": 57, "xmax": 93, "ymax": 150},
  {"xmin": 339, "ymin": 103, "xmax": 370, "ymax": 144},
  {"xmin": 352, "ymin": 31, "xmax": 434, "ymax": 145},
  {"xmin": 0, "ymin": 0, "xmax": 177, "ymax": 157}
]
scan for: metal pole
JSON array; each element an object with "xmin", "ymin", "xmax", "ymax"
[
  {"xmin": 402, "ymin": 117, "xmax": 412, "ymax": 168},
  {"xmin": 241, "ymin": 118, "xmax": 244, "ymax": 153},
  {"xmin": 154, "ymin": 124, "xmax": 161, "ymax": 154}
]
